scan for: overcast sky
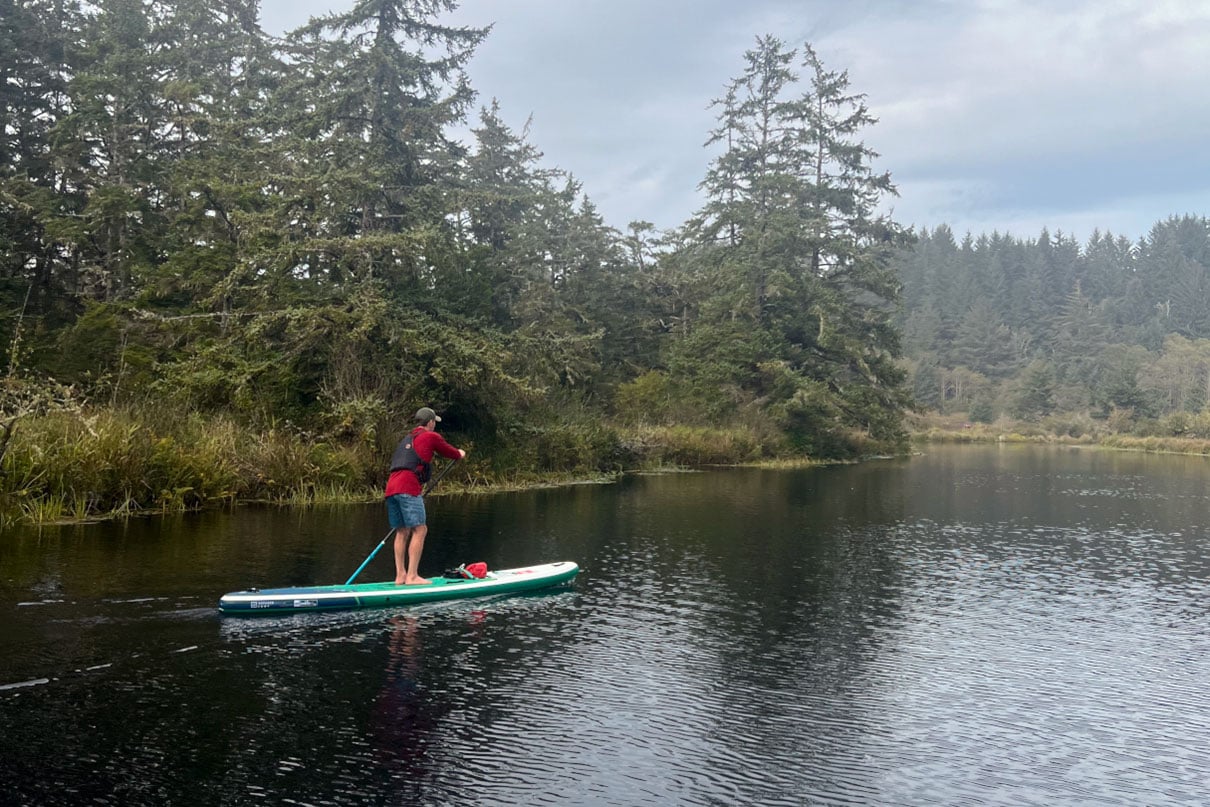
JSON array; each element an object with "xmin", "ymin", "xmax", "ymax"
[{"xmin": 258, "ymin": 0, "xmax": 1210, "ymax": 244}]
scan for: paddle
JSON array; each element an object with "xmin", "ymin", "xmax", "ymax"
[
  {"xmin": 344, "ymin": 458, "xmax": 461, "ymax": 585},
  {"xmin": 420, "ymin": 456, "xmax": 459, "ymax": 496},
  {"xmin": 345, "ymin": 527, "xmax": 396, "ymax": 586}
]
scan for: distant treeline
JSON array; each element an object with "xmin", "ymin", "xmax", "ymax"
[
  {"xmin": 1, "ymin": 2, "xmax": 909, "ymax": 520},
  {"xmin": 893, "ymin": 216, "xmax": 1210, "ymax": 432}
]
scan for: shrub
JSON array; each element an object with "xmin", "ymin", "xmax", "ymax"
[{"xmin": 614, "ymin": 371, "xmax": 676, "ymax": 424}]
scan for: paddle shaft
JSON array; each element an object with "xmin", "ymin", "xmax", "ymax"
[
  {"xmin": 344, "ymin": 458, "xmax": 460, "ymax": 585},
  {"xmin": 345, "ymin": 527, "xmax": 394, "ymax": 585},
  {"xmin": 421, "ymin": 456, "xmax": 459, "ymax": 495}
]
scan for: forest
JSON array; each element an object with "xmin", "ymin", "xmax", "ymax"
[
  {"xmin": 5, "ymin": 0, "xmax": 1208, "ymax": 525},
  {"xmin": 895, "ymin": 216, "xmax": 1210, "ymax": 438},
  {"xmin": 0, "ymin": 1, "xmax": 909, "ymax": 521}
]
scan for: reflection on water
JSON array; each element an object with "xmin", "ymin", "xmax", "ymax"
[
  {"xmin": 372, "ymin": 616, "xmax": 432, "ymax": 770},
  {"xmin": 2, "ymin": 445, "xmax": 1210, "ymax": 805}
]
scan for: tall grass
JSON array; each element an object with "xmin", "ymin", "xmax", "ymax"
[
  {"xmin": 0, "ymin": 405, "xmax": 380, "ymax": 524},
  {"xmin": 620, "ymin": 423, "xmax": 777, "ymax": 467},
  {"xmin": 1099, "ymin": 434, "xmax": 1210, "ymax": 454},
  {"xmin": 0, "ymin": 403, "xmax": 821, "ymax": 526},
  {"xmin": 909, "ymin": 408, "xmax": 1210, "ymax": 456}
]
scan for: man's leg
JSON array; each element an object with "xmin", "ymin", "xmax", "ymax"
[
  {"xmin": 404, "ymin": 524, "xmax": 430, "ymax": 585},
  {"xmin": 393, "ymin": 527, "xmax": 411, "ymax": 585}
]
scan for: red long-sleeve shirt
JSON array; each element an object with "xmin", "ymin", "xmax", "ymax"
[{"xmin": 384, "ymin": 427, "xmax": 463, "ymax": 497}]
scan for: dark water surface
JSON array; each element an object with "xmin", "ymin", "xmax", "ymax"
[{"xmin": 3, "ymin": 445, "xmax": 1210, "ymax": 805}]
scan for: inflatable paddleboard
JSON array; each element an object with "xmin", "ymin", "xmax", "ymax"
[{"xmin": 218, "ymin": 561, "xmax": 579, "ymax": 616}]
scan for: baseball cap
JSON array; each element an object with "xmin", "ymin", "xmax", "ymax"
[{"xmin": 414, "ymin": 407, "xmax": 441, "ymax": 423}]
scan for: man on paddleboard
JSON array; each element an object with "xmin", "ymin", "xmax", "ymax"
[{"xmin": 385, "ymin": 407, "xmax": 466, "ymax": 585}]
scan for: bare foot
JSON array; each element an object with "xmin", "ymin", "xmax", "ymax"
[
  {"xmin": 404, "ymin": 576, "xmax": 431, "ymax": 585},
  {"xmin": 393, "ymin": 578, "xmax": 406, "ymax": 586}
]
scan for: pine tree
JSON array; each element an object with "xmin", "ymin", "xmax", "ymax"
[
  {"xmin": 271, "ymin": 0, "xmax": 487, "ymax": 294},
  {"xmin": 148, "ymin": 0, "xmax": 281, "ymax": 321},
  {"xmin": 675, "ymin": 36, "xmax": 910, "ymax": 453},
  {"xmin": 952, "ymin": 301, "xmax": 1014, "ymax": 378},
  {"xmin": 1051, "ymin": 284, "xmax": 1111, "ymax": 387},
  {"xmin": 49, "ymin": 0, "xmax": 181, "ymax": 302},
  {"xmin": 1012, "ymin": 360, "xmax": 1056, "ymax": 419},
  {"xmin": 460, "ymin": 101, "xmax": 559, "ymax": 325},
  {"xmin": 0, "ymin": 0, "xmax": 83, "ymax": 318}
]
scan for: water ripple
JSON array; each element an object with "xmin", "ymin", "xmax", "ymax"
[{"xmin": 5, "ymin": 452, "xmax": 1210, "ymax": 805}]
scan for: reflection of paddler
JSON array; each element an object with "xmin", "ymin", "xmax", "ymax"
[
  {"xmin": 370, "ymin": 616, "xmax": 442, "ymax": 768},
  {"xmin": 468, "ymin": 609, "xmax": 487, "ymax": 636},
  {"xmin": 387, "ymin": 615, "xmax": 422, "ymax": 680}
]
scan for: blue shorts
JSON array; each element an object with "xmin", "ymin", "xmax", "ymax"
[{"xmin": 386, "ymin": 494, "xmax": 426, "ymax": 529}]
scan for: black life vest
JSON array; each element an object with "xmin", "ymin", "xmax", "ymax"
[{"xmin": 390, "ymin": 431, "xmax": 431, "ymax": 484}]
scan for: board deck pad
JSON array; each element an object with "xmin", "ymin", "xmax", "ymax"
[{"xmin": 218, "ymin": 561, "xmax": 579, "ymax": 615}]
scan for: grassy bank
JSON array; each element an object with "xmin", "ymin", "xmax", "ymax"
[
  {"xmin": 0, "ymin": 406, "xmax": 808, "ymax": 526},
  {"xmin": 14, "ymin": 401, "xmax": 1206, "ymax": 526},
  {"xmin": 909, "ymin": 411, "xmax": 1210, "ymax": 456},
  {"xmin": 0, "ymin": 406, "xmax": 381, "ymax": 525}
]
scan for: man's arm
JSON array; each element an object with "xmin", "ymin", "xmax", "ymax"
[{"xmin": 423, "ymin": 431, "xmax": 466, "ymax": 461}]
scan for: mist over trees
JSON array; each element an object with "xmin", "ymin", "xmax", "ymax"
[
  {"xmin": 893, "ymin": 216, "xmax": 1210, "ymax": 433},
  {"xmin": 1, "ymin": 0, "xmax": 909, "ymax": 489}
]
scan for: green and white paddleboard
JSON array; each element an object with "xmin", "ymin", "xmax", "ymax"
[{"xmin": 218, "ymin": 561, "xmax": 579, "ymax": 616}]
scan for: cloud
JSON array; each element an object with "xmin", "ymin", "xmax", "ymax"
[
  {"xmin": 819, "ymin": 0, "xmax": 1210, "ymax": 239},
  {"xmin": 259, "ymin": 0, "xmax": 1210, "ymax": 242}
]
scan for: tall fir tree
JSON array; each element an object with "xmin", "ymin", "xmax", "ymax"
[
  {"xmin": 271, "ymin": 0, "xmax": 487, "ymax": 295},
  {"xmin": 148, "ymin": 0, "xmax": 280, "ymax": 320},
  {"xmin": 676, "ymin": 36, "xmax": 910, "ymax": 453},
  {"xmin": 0, "ymin": 0, "xmax": 84, "ymax": 323}
]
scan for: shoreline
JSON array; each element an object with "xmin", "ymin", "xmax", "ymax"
[
  {"xmin": 3, "ymin": 460, "xmax": 840, "ymax": 528},
  {"xmin": 912, "ymin": 427, "xmax": 1210, "ymax": 456},
  {"xmin": 1, "ymin": 407, "xmax": 852, "ymax": 527},
  {"xmin": 15, "ymin": 425, "xmax": 1210, "ymax": 527}
]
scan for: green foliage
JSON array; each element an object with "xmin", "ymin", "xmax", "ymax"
[
  {"xmin": 622, "ymin": 424, "xmax": 774, "ymax": 467},
  {"xmin": 895, "ymin": 217, "xmax": 1210, "ymax": 426},
  {"xmin": 0, "ymin": 408, "xmax": 239, "ymax": 515},
  {"xmin": 773, "ymin": 380, "xmax": 845, "ymax": 454},
  {"xmin": 521, "ymin": 421, "xmax": 624, "ymax": 474},
  {"xmin": 614, "ymin": 371, "xmax": 678, "ymax": 424},
  {"xmin": 2, "ymin": 5, "xmax": 926, "ymax": 527},
  {"xmin": 1011, "ymin": 361, "xmax": 1057, "ymax": 420},
  {"xmin": 968, "ymin": 394, "xmax": 996, "ymax": 424},
  {"xmin": 0, "ymin": 403, "xmax": 383, "ymax": 522},
  {"xmin": 953, "ymin": 302, "xmax": 1015, "ymax": 378},
  {"xmin": 668, "ymin": 36, "xmax": 911, "ymax": 451},
  {"xmin": 10, "ymin": 0, "xmax": 1209, "ymax": 491}
]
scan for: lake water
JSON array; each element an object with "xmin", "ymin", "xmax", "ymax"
[{"xmin": 2, "ymin": 445, "xmax": 1209, "ymax": 805}]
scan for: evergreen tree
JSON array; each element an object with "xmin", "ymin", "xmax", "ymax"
[
  {"xmin": 1051, "ymin": 284, "xmax": 1111, "ymax": 388},
  {"xmin": 1083, "ymin": 229, "xmax": 1139, "ymax": 338},
  {"xmin": 51, "ymin": 0, "xmax": 173, "ymax": 302},
  {"xmin": 952, "ymin": 300, "xmax": 1014, "ymax": 379},
  {"xmin": 148, "ymin": 0, "xmax": 280, "ymax": 320},
  {"xmin": 459, "ymin": 101, "xmax": 554, "ymax": 323},
  {"xmin": 1012, "ymin": 360, "xmax": 1056, "ymax": 419},
  {"xmin": 270, "ymin": 0, "xmax": 487, "ymax": 294},
  {"xmin": 1, "ymin": 0, "xmax": 85, "ymax": 335},
  {"xmin": 901, "ymin": 301, "xmax": 942, "ymax": 356},
  {"xmin": 1094, "ymin": 344, "xmax": 1153, "ymax": 417},
  {"xmin": 676, "ymin": 36, "xmax": 910, "ymax": 453}
]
